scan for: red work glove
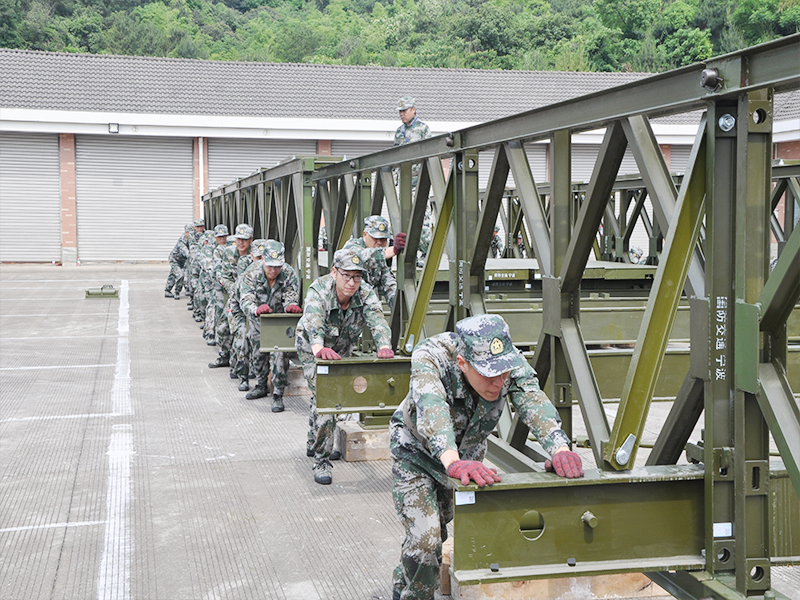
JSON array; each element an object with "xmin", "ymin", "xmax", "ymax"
[
  {"xmin": 545, "ymin": 450, "xmax": 584, "ymax": 478},
  {"xmin": 315, "ymin": 347, "xmax": 341, "ymax": 360},
  {"xmin": 447, "ymin": 460, "xmax": 501, "ymax": 487},
  {"xmin": 285, "ymin": 304, "xmax": 302, "ymax": 314},
  {"xmin": 392, "ymin": 232, "xmax": 407, "ymax": 252},
  {"xmin": 255, "ymin": 304, "xmax": 272, "ymax": 316},
  {"xmin": 376, "ymin": 347, "xmax": 394, "ymax": 359}
]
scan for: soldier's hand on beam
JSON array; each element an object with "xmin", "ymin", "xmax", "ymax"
[
  {"xmin": 393, "ymin": 232, "xmax": 407, "ymax": 252},
  {"xmin": 285, "ymin": 304, "xmax": 302, "ymax": 313},
  {"xmin": 315, "ymin": 347, "xmax": 341, "ymax": 360},
  {"xmin": 376, "ymin": 347, "xmax": 394, "ymax": 359},
  {"xmin": 545, "ymin": 449, "xmax": 584, "ymax": 478},
  {"xmin": 255, "ymin": 304, "xmax": 272, "ymax": 315},
  {"xmin": 447, "ymin": 460, "xmax": 501, "ymax": 487}
]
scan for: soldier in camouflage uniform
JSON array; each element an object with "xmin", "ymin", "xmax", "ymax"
[
  {"xmin": 239, "ymin": 240, "xmax": 302, "ymax": 410},
  {"xmin": 390, "ymin": 314, "xmax": 584, "ymax": 600},
  {"xmin": 343, "ymin": 215, "xmax": 406, "ymax": 310},
  {"xmin": 490, "ymin": 225, "xmax": 504, "ymax": 258},
  {"xmin": 209, "ymin": 224, "xmax": 253, "ymax": 389},
  {"xmin": 395, "ymin": 96, "xmax": 433, "ymax": 266},
  {"xmin": 165, "ymin": 225, "xmax": 190, "ymax": 299},
  {"xmin": 193, "ymin": 230, "xmax": 216, "ymax": 325},
  {"xmin": 200, "ymin": 225, "xmax": 229, "ymax": 344},
  {"xmin": 184, "ymin": 225, "xmax": 201, "ymax": 305},
  {"xmin": 295, "ymin": 248, "xmax": 395, "ymax": 485},
  {"xmin": 517, "ymin": 233, "xmax": 528, "ymax": 258}
]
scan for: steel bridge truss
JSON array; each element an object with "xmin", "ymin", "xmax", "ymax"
[{"xmin": 203, "ymin": 35, "xmax": 800, "ymax": 599}]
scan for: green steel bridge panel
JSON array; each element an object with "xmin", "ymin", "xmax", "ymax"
[
  {"xmin": 450, "ymin": 465, "xmax": 705, "ymax": 583},
  {"xmin": 314, "ymin": 356, "xmax": 411, "ymax": 415}
]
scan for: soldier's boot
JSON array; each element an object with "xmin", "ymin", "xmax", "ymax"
[
  {"xmin": 270, "ymin": 395, "xmax": 284, "ymax": 413},
  {"xmin": 313, "ymin": 459, "xmax": 332, "ymax": 485},
  {"xmin": 229, "ymin": 369, "xmax": 237, "ymax": 379},
  {"xmin": 173, "ymin": 292, "xmax": 181, "ymax": 300},
  {"xmin": 237, "ymin": 376, "xmax": 249, "ymax": 392},
  {"xmin": 165, "ymin": 289, "xmax": 173, "ymax": 298},
  {"xmin": 306, "ymin": 438, "xmax": 314, "ymax": 457},
  {"xmin": 330, "ymin": 449, "xmax": 341, "ymax": 461},
  {"xmin": 208, "ymin": 355, "xmax": 229, "ymax": 369},
  {"xmin": 206, "ymin": 337, "xmax": 216, "ymax": 346},
  {"xmin": 245, "ymin": 385, "xmax": 268, "ymax": 400}
]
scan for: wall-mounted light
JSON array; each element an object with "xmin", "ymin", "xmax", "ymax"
[{"xmin": 108, "ymin": 123, "xmax": 119, "ymax": 134}]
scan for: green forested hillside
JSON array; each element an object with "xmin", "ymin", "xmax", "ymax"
[{"xmin": 1, "ymin": 0, "xmax": 797, "ymax": 71}]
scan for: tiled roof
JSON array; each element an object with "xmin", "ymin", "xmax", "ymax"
[
  {"xmin": 1, "ymin": 48, "xmax": 795, "ymax": 123},
  {"xmin": 0, "ymin": 48, "xmax": 654, "ymax": 121}
]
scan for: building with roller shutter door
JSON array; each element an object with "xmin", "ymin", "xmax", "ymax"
[{"xmin": 1, "ymin": 48, "xmax": 798, "ymax": 263}]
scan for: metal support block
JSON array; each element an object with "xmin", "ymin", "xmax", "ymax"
[
  {"xmin": 85, "ymin": 285, "xmax": 119, "ymax": 298},
  {"xmin": 315, "ymin": 356, "xmax": 411, "ymax": 414},
  {"xmin": 259, "ymin": 313, "xmax": 302, "ymax": 353},
  {"xmin": 451, "ymin": 465, "xmax": 705, "ymax": 585}
]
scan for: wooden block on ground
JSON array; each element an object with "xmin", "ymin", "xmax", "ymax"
[
  {"xmin": 450, "ymin": 572, "xmax": 669, "ymax": 599},
  {"xmin": 336, "ymin": 421, "xmax": 389, "ymax": 461},
  {"xmin": 440, "ymin": 538, "xmax": 454, "ymax": 596},
  {"xmin": 285, "ymin": 367, "xmax": 311, "ymax": 396}
]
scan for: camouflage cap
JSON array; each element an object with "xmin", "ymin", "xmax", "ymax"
[
  {"xmin": 494, "ymin": 225, "xmax": 500, "ymax": 232},
  {"xmin": 213, "ymin": 224, "xmax": 229, "ymax": 237},
  {"xmin": 397, "ymin": 96, "xmax": 416, "ymax": 111},
  {"xmin": 364, "ymin": 215, "xmax": 391, "ymax": 239},
  {"xmin": 250, "ymin": 238, "xmax": 268, "ymax": 257},
  {"xmin": 332, "ymin": 248, "xmax": 365, "ymax": 272},
  {"xmin": 184, "ymin": 224, "xmax": 193, "ymax": 232},
  {"xmin": 193, "ymin": 218, "xmax": 205, "ymax": 227},
  {"xmin": 226, "ymin": 236, "xmax": 236, "ymax": 244},
  {"xmin": 456, "ymin": 314, "xmax": 523, "ymax": 378},
  {"xmin": 233, "ymin": 223, "xmax": 253, "ymax": 239},
  {"xmin": 262, "ymin": 240, "xmax": 285, "ymax": 267}
]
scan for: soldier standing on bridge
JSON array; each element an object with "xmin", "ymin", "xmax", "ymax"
[
  {"xmin": 490, "ymin": 225, "xmax": 504, "ymax": 258},
  {"xmin": 295, "ymin": 248, "xmax": 395, "ymax": 486},
  {"xmin": 344, "ymin": 215, "xmax": 406, "ymax": 310},
  {"xmin": 389, "ymin": 314, "xmax": 584, "ymax": 600},
  {"xmin": 239, "ymin": 240, "xmax": 302, "ymax": 411}
]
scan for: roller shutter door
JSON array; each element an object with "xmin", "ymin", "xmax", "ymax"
[
  {"xmin": 331, "ymin": 140, "xmax": 393, "ymax": 160},
  {"xmin": 479, "ymin": 143, "xmax": 548, "ymax": 192},
  {"xmin": 207, "ymin": 138, "xmax": 317, "ymax": 191},
  {"xmin": 0, "ymin": 132, "xmax": 61, "ymax": 262},
  {"xmin": 670, "ymin": 145, "xmax": 692, "ymax": 174},
  {"xmin": 75, "ymin": 135, "xmax": 193, "ymax": 262}
]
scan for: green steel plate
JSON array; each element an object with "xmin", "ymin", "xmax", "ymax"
[
  {"xmin": 315, "ymin": 356, "xmax": 411, "ymax": 414},
  {"xmin": 259, "ymin": 313, "xmax": 302, "ymax": 353},
  {"xmin": 451, "ymin": 465, "xmax": 705, "ymax": 584}
]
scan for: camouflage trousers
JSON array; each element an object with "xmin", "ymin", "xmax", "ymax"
[
  {"xmin": 247, "ymin": 316, "xmax": 289, "ymax": 396},
  {"xmin": 391, "ymin": 457, "xmax": 453, "ymax": 600},
  {"xmin": 230, "ymin": 303, "xmax": 249, "ymax": 377},
  {"xmin": 205, "ymin": 284, "xmax": 225, "ymax": 342},
  {"xmin": 296, "ymin": 343, "xmax": 336, "ymax": 460},
  {"xmin": 214, "ymin": 295, "xmax": 234, "ymax": 359},
  {"xmin": 190, "ymin": 263, "xmax": 204, "ymax": 317},
  {"xmin": 199, "ymin": 272, "xmax": 215, "ymax": 339},
  {"xmin": 165, "ymin": 261, "xmax": 185, "ymax": 293}
]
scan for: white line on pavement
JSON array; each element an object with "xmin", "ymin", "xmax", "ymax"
[
  {"xmin": 0, "ymin": 364, "xmax": 115, "ymax": 371},
  {"xmin": 0, "ymin": 521, "xmax": 106, "ymax": 534}
]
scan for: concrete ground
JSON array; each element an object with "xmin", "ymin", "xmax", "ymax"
[{"xmin": 1, "ymin": 264, "xmax": 797, "ymax": 600}]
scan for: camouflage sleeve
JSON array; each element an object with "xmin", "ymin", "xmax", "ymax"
[
  {"xmin": 408, "ymin": 340, "xmax": 459, "ymax": 459},
  {"xmin": 420, "ymin": 122, "xmax": 432, "ymax": 140},
  {"xmin": 508, "ymin": 361, "xmax": 570, "ymax": 455},
  {"xmin": 238, "ymin": 268, "xmax": 259, "ymax": 318},
  {"xmin": 360, "ymin": 285, "xmax": 392, "ymax": 349},
  {"xmin": 297, "ymin": 284, "xmax": 328, "ymax": 348},
  {"xmin": 393, "ymin": 127, "xmax": 404, "ymax": 146},
  {"xmin": 280, "ymin": 266, "xmax": 300, "ymax": 309}
]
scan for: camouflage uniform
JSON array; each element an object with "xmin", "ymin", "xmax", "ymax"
[
  {"xmin": 184, "ymin": 228, "xmax": 200, "ymax": 300},
  {"xmin": 343, "ymin": 217, "xmax": 397, "ymax": 309},
  {"xmin": 187, "ymin": 218, "xmax": 205, "ymax": 308},
  {"xmin": 490, "ymin": 228, "xmax": 504, "ymax": 258},
  {"xmin": 295, "ymin": 250, "xmax": 392, "ymax": 464},
  {"xmin": 390, "ymin": 314, "xmax": 569, "ymax": 600},
  {"xmin": 194, "ymin": 231, "xmax": 216, "ymax": 324},
  {"xmin": 202, "ymin": 225, "xmax": 229, "ymax": 343},
  {"xmin": 239, "ymin": 240, "xmax": 300, "ymax": 401},
  {"xmin": 517, "ymin": 238, "xmax": 528, "ymax": 258},
  {"xmin": 212, "ymin": 224, "xmax": 253, "ymax": 377},
  {"xmin": 165, "ymin": 230, "xmax": 189, "ymax": 296}
]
